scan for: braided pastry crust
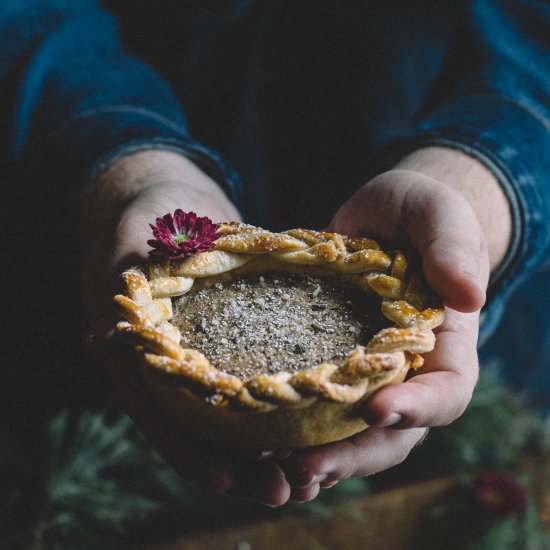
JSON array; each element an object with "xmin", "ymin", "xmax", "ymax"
[{"xmin": 114, "ymin": 223, "xmax": 444, "ymax": 449}]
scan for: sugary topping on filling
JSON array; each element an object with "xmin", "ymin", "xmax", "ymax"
[{"xmin": 172, "ymin": 275, "xmax": 389, "ymax": 379}]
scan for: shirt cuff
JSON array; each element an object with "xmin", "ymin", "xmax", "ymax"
[{"xmin": 43, "ymin": 106, "xmax": 244, "ymax": 213}]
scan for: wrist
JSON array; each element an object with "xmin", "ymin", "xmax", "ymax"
[{"xmin": 393, "ymin": 146, "xmax": 512, "ymax": 271}]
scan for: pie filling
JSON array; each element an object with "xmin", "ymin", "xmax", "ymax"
[{"xmin": 172, "ymin": 275, "xmax": 390, "ymax": 379}]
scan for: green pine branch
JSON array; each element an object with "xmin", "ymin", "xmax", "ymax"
[{"xmin": 0, "ymin": 364, "xmax": 547, "ymax": 549}]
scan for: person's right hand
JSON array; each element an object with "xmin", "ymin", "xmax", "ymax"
[
  {"xmin": 82, "ymin": 151, "xmax": 293, "ymax": 506},
  {"xmin": 280, "ymin": 168, "xmax": 489, "ymax": 501},
  {"xmin": 278, "ymin": 146, "xmax": 512, "ymax": 502}
]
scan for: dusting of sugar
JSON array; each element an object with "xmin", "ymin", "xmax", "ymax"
[{"xmin": 172, "ymin": 274, "xmax": 389, "ymax": 379}]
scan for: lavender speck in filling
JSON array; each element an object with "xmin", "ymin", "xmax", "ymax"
[{"xmin": 172, "ymin": 275, "xmax": 389, "ymax": 379}]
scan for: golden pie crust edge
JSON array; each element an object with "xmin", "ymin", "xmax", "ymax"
[{"xmin": 113, "ymin": 222, "xmax": 444, "ymax": 449}]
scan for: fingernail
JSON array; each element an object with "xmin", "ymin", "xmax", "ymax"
[
  {"xmin": 312, "ymin": 474, "xmax": 328, "ymax": 484},
  {"xmin": 377, "ymin": 412, "xmax": 403, "ymax": 428},
  {"xmin": 321, "ymin": 480, "xmax": 339, "ymax": 489},
  {"xmin": 294, "ymin": 473, "xmax": 328, "ymax": 488},
  {"xmin": 261, "ymin": 501, "xmax": 280, "ymax": 508},
  {"xmin": 206, "ymin": 469, "xmax": 234, "ymax": 494}
]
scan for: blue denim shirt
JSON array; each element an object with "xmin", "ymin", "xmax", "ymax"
[{"xmin": 2, "ymin": 1, "xmax": 549, "ymax": 394}]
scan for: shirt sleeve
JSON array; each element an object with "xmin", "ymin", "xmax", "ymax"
[
  {"xmin": 375, "ymin": 0, "xmax": 550, "ymax": 342},
  {"xmin": 0, "ymin": 0, "xmax": 243, "ymax": 207}
]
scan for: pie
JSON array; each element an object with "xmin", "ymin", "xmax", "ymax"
[{"xmin": 113, "ymin": 222, "xmax": 444, "ymax": 449}]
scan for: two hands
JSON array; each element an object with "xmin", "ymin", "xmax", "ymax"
[{"xmin": 83, "ymin": 148, "xmax": 509, "ymax": 506}]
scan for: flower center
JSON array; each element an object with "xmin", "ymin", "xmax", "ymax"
[
  {"xmin": 174, "ymin": 232, "xmax": 192, "ymax": 244},
  {"xmin": 487, "ymin": 490, "xmax": 506, "ymax": 506}
]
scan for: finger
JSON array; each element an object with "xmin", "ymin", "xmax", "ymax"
[
  {"xmin": 106, "ymin": 180, "xmax": 236, "ymax": 275},
  {"xmin": 82, "ymin": 232, "xmax": 120, "ymax": 322},
  {"xmin": 82, "ymin": 203, "xmax": 167, "ymax": 324},
  {"xmin": 328, "ymin": 177, "xmax": 404, "ymax": 241},
  {"xmin": 400, "ymin": 182, "xmax": 489, "ymax": 312},
  {"xmin": 363, "ymin": 309, "xmax": 479, "ymax": 428},
  {"xmin": 283, "ymin": 427, "xmax": 427, "ymax": 485},
  {"xmin": 320, "ymin": 480, "xmax": 340, "ymax": 489},
  {"xmin": 233, "ymin": 461, "xmax": 292, "ymax": 507},
  {"xmin": 106, "ymin": 351, "xmax": 269, "ymax": 493},
  {"xmin": 256, "ymin": 450, "xmax": 292, "ymax": 460},
  {"xmin": 83, "ymin": 313, "xmax": 118, "ymax": 357},
  {"xmin": 108, "ymin": 209, "xmax": 151, "ymax": 275},
  {"xmin": 273, "ymin": 449, "xmax": 292, "ymax": 460},
  {"xmin": 204, "ymin": 468, "xmax": 235, "ymax": 494},
  {"xmin": 157, "ymin": 435, "xmax": 279, "ymax": 496},
  {"xmin": 290, "ymin": 483, "xmax": 321, "ymax": 503},
  {"xmin": 329, "ymin": 173, "xmax": 489, "ymax": 312}
]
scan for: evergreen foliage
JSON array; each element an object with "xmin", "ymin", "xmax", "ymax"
[{"xmin": 0, "ymin": 367, "xmax": 548, "ymax": 549}]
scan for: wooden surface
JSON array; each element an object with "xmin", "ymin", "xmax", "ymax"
[
  {"xmin": 139, "ymin": 452, "xmax": 550, "ymax": 550},
  {"xmin": 525, "ymin": 450, "xmax": 550, "ymax": 531},
  {"xmin": 141, "ymin": 478, "xmax": 456, "ymax": 550}
]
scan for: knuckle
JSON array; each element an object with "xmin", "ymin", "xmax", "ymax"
[
  {"xmin": 391, "ymin": 430, "xmax": 425, "ymax": 467},
  {"xmin": 390, "ymin": 445, "xmax": 412, "ymax": 468},
  {"xmin": 400, "ymin": 410, "xmax": 424, "ymax": 428},
  {"xmin": 288, "ymin": 450, "xmax": 335, "ymax": 487},
  {"xmin": 338, "ymin": 440, "xmax": 363, "ymax": 479}
]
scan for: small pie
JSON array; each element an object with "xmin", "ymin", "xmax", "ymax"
[{"xmin": 114, "ymin": 222, "xmax": 444, "ymax": 450}]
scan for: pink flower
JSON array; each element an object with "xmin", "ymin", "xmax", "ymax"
[
  {"xmin": 472, "ymin": 471, "xmax": 527, "ymax": 517},
  {"xmin": 147, "ymin": 210, "xmax": 220, "ymax": 259}
]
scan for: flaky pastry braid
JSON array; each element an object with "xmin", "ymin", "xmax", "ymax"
[{"xmin": 114, "ymin": 224, "xmax": 444, "ymax": 414}]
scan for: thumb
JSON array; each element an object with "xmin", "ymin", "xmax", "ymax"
[
  {"xmin": 400, "ymin": 179, "xmax": 489, "ymax": 312},
  {"xmin": 330, "ymin": 173, "xmax": 489, "ymax": 313}
]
